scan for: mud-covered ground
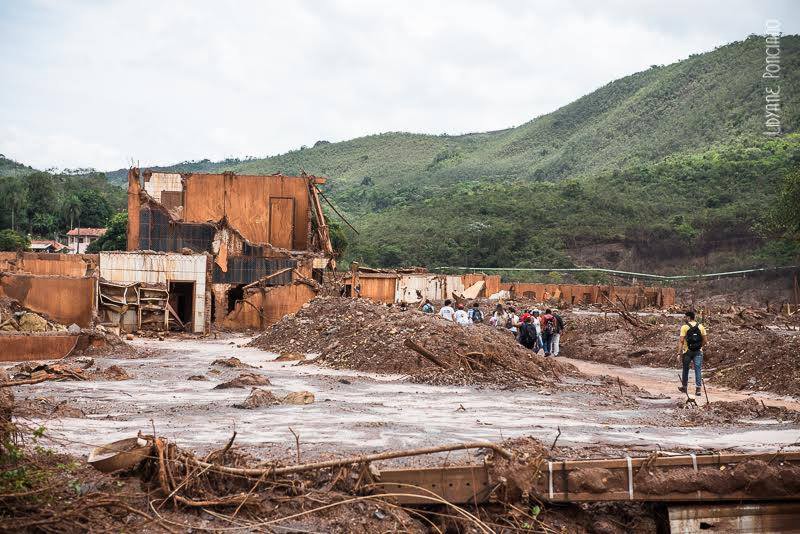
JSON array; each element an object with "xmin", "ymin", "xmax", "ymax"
[
  {"xmin": 8, "ymin": 334, "xmax": 800, "ymax": 465},
  {"xmin": 559, "ymin": 308, "xmax": 800, "ymax": 396},
  {"xmin": 6, "ymin": 331, "xmax": 800, "ymax": 533}
]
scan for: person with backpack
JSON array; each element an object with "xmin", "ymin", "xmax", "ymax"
[
  {"xmin": 420, "ymin": 299, "xmax": 434, "ymax": 314},
  {"xmin": 518, "ymin": 316, "xmax": 537, "ymax": 350},
  {"xmin": 678, "ymin": 310, "xmax": 707, "ymax": 396},
  {"xmin": 540, "ymin": 309, "xmax": 557, "ymax": 356},
  {"xmin": 551, "ymin": 309, "xmax": 565, "ymax": 356},
  {"xmin": 468, "ymin": 302, "xmax": 484, "ymax": 324}
]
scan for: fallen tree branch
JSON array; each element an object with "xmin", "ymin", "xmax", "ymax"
[
  {"xmin": 0, "ymin": 376, "xmax": 52, "ymax": 388},
  {"xmin": 184, "ymin": 441, "xmax": 513, "ymax": 478},
  {"xmin": 404, "ymin": 338, "xmax": 448, "ymax": 369}
]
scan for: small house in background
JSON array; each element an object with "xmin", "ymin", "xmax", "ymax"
[
  {"xmin": 66, "ymin": 228, "xmax": 106, "ymax": 254},
  {"xmin": 29, "ymin": 240, "xmax": 68, "ymax": 253}
]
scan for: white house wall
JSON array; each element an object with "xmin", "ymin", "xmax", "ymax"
[
  {"xmin": 396, "ymin": 275, "xmax": 445, "ymax": 303},
  {"xmin": 444, "ymin": 276, "xmax": 465, "ymax": 300},
  {"xmin": 143, "ymin": 172, "xmax": 182, "ymax": 203},
  {"xmin": 99, "ymin": 252, "xmax": 207, "ymax": 333}
]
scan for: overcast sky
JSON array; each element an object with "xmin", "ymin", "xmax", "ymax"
[{"xmin": 0, "ymin": 0, "xmax": 797, "ymax": 172}]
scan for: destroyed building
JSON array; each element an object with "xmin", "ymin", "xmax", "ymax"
[
  {"xmin": 114, "ymin": 168, "xmax": 335, "ymax": 332},
  {"xmin": 348, "ymin": 266, "xmax": 675, "ymax": 309}
]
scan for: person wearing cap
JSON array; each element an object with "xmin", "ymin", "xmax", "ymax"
[{"xmin": 454, "ymin": 303, "xmax": 471, "ymax": 325}]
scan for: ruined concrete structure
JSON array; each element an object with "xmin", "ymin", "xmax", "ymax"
[
  {"xmin": 348, "ymin": 267, "xmax": 675, "ymax": 309},
  {"xmin": 0, "ymin": 252, "xmax": 98, "ymax": 327},
  {"xmin": 124, "ymin": 168, "xmax": 334, "ymax": 332}
]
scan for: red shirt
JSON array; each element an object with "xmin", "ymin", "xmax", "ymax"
[{"xmin": 541, "ymin": 314, "xmax": 555, "ymax": 329}]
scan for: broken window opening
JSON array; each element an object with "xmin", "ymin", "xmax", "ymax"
[
  {"xmin": 312, "ymin": 268, "xmax": 324, "ymax": 284},
  {"xmin": 228, "ymin": 284, "xmax": 245, "ymax": 312}
]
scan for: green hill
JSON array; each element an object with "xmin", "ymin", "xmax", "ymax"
[{"xmin": 29, "ymin": 36, "xmax": 800, "ymax": 271}]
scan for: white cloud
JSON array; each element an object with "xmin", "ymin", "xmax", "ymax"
[{"xmin": 0, "ymin": 0, "xmax": 797, "ymax": 171}]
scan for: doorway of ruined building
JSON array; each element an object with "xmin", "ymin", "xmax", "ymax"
[
  {"xmin": 168, "ymin": 281, "xmax": 194, "ymax": 330},
  {"xmin": 227, "ymin": 284, "xmax": 246, "ymax": 313}
]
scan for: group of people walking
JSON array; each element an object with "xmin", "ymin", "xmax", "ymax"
[{"xmin": 421, "ymin": 299, "xmax": 564, "ymax": 357}]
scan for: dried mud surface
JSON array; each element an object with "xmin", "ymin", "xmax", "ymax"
[{"xmin": 560, "ymin": 310, "xmax": 800, "ymax": 396}]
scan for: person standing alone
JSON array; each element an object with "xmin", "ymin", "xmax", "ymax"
[{"xmin": 678, "ymin": 310, "xmax": 707, "ymax": 396}]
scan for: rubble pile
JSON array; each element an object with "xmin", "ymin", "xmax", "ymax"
[
  {"xmin": 6, "ymin": 360, "xmax": 133, "ymax": 384},
  {"xmin": 250, "ymin": 297, "xmax": 577, "ymax": 388},
  {"xmin": 0, "ymin": 298, "xmax": 70, "ymax": 333},
  {"xmin": 633, "ymin": 397, "xmax": 800, "ymax": 427},
  {"xmin": 561, "ymin": 311, "xmax": 800, "ymax": 396}
]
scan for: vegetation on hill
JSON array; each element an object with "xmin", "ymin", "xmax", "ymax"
[
  {"xmin": 0, "ymin": 156, "xmax": 126, "ymax": 242},
  {"xmin": 5, "ymin": 36, "xmax": 800, "ymax": 269}
]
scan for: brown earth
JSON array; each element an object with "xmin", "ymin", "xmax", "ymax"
[
  {"xmin": 249, "ymin": 297, "xmax": 580, "ymax": 389},
  {"xmin": 560, "ymin": 311, "xmax": 800, "ymax": 396}
]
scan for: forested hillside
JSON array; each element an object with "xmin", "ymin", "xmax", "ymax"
[
  {"xmin": 0, "ymin": 155, "xmax": 125, "ymax": 244},
  {"xmin": 8, "ymin": 36, "xmax": 800, "ymax": 271}
]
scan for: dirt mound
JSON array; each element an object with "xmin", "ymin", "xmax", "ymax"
[
  {"xmin": 211, "ymin": 357, "xmax": 254, "ymax": 368},
  {"xmin": 249, "ymin": 297, "xmax": 578, "ymax": 388},
  {"xmin": 91, "ymin": 365, "xmax": 131, "ymax": 381},
  {"xmin": 234, "ymin": 388, "xmax": 281, "ymax": 409},
  {"xmin": 213, "ymin": 372, "xmax": 271, "ymax": 389},
  {"xmin": 561, "ymin": 312, "xmax": 800, "ymax": 396}
]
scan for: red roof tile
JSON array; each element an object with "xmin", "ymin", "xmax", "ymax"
[{"xmin": 67, "ymin": 228, "xmax": 106, "ymax": 237}]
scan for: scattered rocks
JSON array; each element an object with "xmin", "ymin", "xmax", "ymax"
[
  {"xmin": 187, "ymin": 375, "xmax": 209, "ymax": 381},
  {"xmin": 68, "ymin": 323, "xmax": 81, "ymax": 335}
]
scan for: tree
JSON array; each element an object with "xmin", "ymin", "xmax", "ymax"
[
  {"xmin": 86, "ymin": 212, "xmax": 127, "ymax": 252},
  {"xmin": 62, "ymin": 194, "xmax": 82, "ymax": 231},
  {"xmin": 0, "ymin": 176, "xmax": 27, "ymax": 231},
  {"xmin": 774, "ymin": 168, "xmax": 800, "ymax": 239},
  {"xmin": 25, "ymin": 172, "xmax": 56, "ymax": 235},
  {"xmin": 328, "ymin": 221, "xmax": 348, "ymax": 258},
  {"xmin": 0, "ymin": 229, "xmax": 30, "ymax": 251},
  {"xmin": 75, "ymin": 189, "xmax": 112, "ymax": 228}
]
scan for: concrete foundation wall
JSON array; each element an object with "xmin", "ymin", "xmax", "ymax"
[
  {"xmin": 0, "ymin": 274, "xmax": 95, "ymax": 327},
  {"xmin": 0, "ymin": 334, "xmax": 79, "ymax": 362},
  {"xmin": 0, "ymin": 252, "xmax": 96, "ymax": 277}
]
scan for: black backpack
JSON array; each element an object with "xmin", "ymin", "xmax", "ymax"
[{"xmin": 685, "ymin": 323, "xmax": 703, "ymax": 351}]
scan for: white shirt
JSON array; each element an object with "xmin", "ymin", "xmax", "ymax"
[
  {"xmin": 454, "ymin": 309, "xmax": 471, "ymax": 325},
  {"xmin": 439, "ymin": 306, "xmax": 455, "ymax": 321},
  {"xmin": 532, "ymin": 317, "xmax": 542, "ymax": 334}
]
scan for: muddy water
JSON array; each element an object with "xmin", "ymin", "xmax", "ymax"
[{"xmin": 10, "ymin": 336, "xmax": 800, "ymax": 458}]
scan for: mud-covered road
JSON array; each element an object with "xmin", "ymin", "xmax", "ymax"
[{"xmin": 10, "ymin": 336, "xmax": 800, "ymax": 461}]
